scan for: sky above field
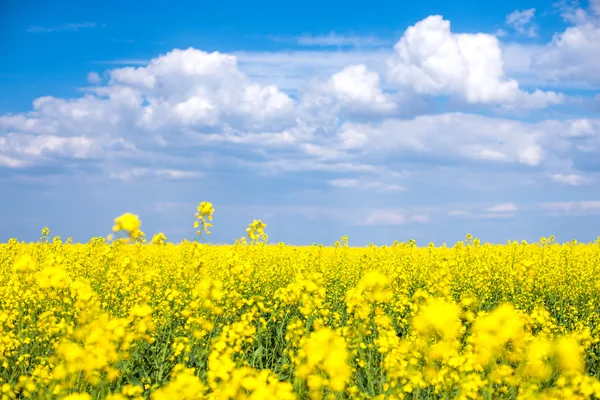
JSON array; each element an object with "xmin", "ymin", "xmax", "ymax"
[{"xmin": 1, "ymin": 0, "xmax": 600, "ymax": 245}]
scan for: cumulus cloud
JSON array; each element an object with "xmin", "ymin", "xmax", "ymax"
[
  {"xmin": 531, "ymin": 21, "xmax": 600, "ymax": 85},
  {"xmin": 387, "ymin": 15, "xmax": 562, "ymax": 108},
  {"xmin": 506, "ymin": 8, "xmax": 538, "ymax": 37},
  {"xmin": 336, "ymin": 113, "xmax": 595, "ymax": 167},
  {"xmin": 0, "ymin": 48, "xmax": 298, "ymax": 169},
  {"xmin": 0, "ymin": 133, "xmax": 97, "ymax": 167},
  {"xmin": 108, "ymin": 48, "xmax": 296, "ymax": 130},
  {"xmin": 1, "ymin": 17, "xmax": 597, "ymax": 194},
  {"xmin": 522, "ymin": 1, "xmax": 600, "ymax": 86},
  {"xmin": 500, "ymin": 1, "xmax": 600, "ymax": 90},
  {"xmin": 328, "ymin": 65, "xmax": 396, "ymax": 114}
]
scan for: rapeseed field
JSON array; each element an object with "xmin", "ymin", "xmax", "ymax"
[{"xmin": 2, "ymin": 202, "xmax": 600, "ymax": 399}]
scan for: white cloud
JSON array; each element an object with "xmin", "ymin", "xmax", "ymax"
[
  {"xmin": 501, "ymin": 3, "xmax": 600, "ymax": 90},
  {"xmin": 87, "ymin": 72, "xmax": 102, "ymax": 84},
  {"xmin": 108, "ymin": 48, "xmax": 296, "ymax": 131},
  {"xmin": 27, "ymin": 22, "xmax": 99, "ymax": 33},
  {"xmin": 361, "ymin": 210, "xmax": 430, "ymax": 226},
  {"xmin": 0, "ymin": 133, "xmax": 96, "ymax": 165},
  {"xmin": 2, "ymin": 17, "xmax": 598, "ymax": 190},
  {"xmin": 448, "ymin": 210, "xmax": 471, "ymax": 217},
  {"xmin": 109, "ymin": 168, "xmax": 148, "ymax": 182},
  {"xmin": 506, "ymin": 8, "xmax": 538, "ymax": 37},
  {"xmin": 329, "ymin": 178, "xmax": 406, "ymax": 192},
  {"xmin": 525, "ymin": 2, "xmax": 600, "ymax": 87},
  {"xmin": 481, "ymin": 203, "xmax": 519, "ymax": 219},
  {"xmin": 329, "ymin": 65, "xmax": 396, "ymax": 113},
  {"xmin": 110, "ymin": 168, "xmax": 202, "ymax": 182},
  {"xmin": 531, "ymin": 22, "xmax": 600, "ymax": 85},
  {"xmin": 592, "ymin": 0, "xmax": 600, "ymax": 16},
  {"xmin": 232, "ymin": 50, "xmax": 391, "ymax": 92},
  {"xmin": 550, "ymin": 173, "xmax": 593, "ymax": 186},
  {"xmin": 295, "ymin": 32, "xmax": 390, "ymax": 47},
  {"xmin": 0, "ymin": 154, "xmax": 27, "ymax": 168},
  {"xmin": 336, "ymin": 113, "xmax": 594, "ymax": 167},
  {"xmin": 410, "ymin": 214, "xmax": 431, "ymax": 223},
  {"xmin": 329, "ymin": 178, "xmax": 358, "ymax": 188},
  {"xmin": 0, "ymin": 48, "xmax": 299, "ymax": 168},
  {"xmin": 259, "ymin": 159, "xmax": 379, "ymax": 174},
  {"xmin": 365, "ymin": 211, "xmax": 406, "ymax": 226},
  {"xmin": 387, "ymin": 15, "xmax": 562, "ymax": 108},
  {"xmin": 155, "ymin": 169, "xmax": 202, "ymax": 179},
  {"xmin": 541, "ymin": 201, "xmax": 600, "ymax": 215},
  {"xmin": 485, "ymin": 203, "xmax": 519, "ymax": 213},
  {"xmin": 567, "ymin": 119, "xmax": 596, "ymax": 137}
]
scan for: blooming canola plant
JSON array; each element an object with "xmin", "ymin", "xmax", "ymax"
[{"xmin": 1, "ymin": 202, "xmax": 600, "ymax": 399}]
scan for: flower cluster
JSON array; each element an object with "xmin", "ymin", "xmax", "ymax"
[
  {"xmin": 110, "ymin": 213, "xmax": 145, "ymax": 243},
  {"xmin": 1, "ymin": 204, "xmax": 600, "ymax": 399},
  {"xmin": 193, "ymin": 202, "xmax": 214, "ymax": 239},
  {"xmin": 246, "ymin": 219, "xmax": 267, "ymax": 243}
]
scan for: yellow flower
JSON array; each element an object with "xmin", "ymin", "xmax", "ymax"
[
  {"xmin": 13, "ymin": 254, "xmax": 36, "ymax": 273},
  {"xmin": 62, "ymin": 393, "xmax": 92, "ymax": 400},
  {"xmin": 151, "ymin": 365, "xmax": 206, "ymax": 400},
  {"xmin": 113, "ymin": 213, "xmax": 141, "ymax": 233},
  {"xmin": 36, "ymin": 266, "xmax": 70, "ymax": 289},
  {"xmin": 151, "ymin": 232, "xmax": 167, "ymax": 245},
  {"xmin": 524, "ymin": 336, "xmax": 553, "ymax": 380},
  {"xmin": 413, "ymin": 298, "xmax": 462, "ymax": 339},
  {"xmin": 299, "ymin": 328, "xmax": 351, "ymax": 392},
  {"xmin": 555, "ymin": 336, "xmax": 584, "ymax": 373}
]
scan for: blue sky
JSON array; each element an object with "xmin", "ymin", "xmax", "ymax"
[{"xmin": 1, "ymin": 0, "xmax": 600, "ymax": 245}]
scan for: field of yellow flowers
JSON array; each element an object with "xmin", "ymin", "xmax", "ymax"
[{"xmin": 2, "ymin": 202, "xmax": 600, "ymax": 399}]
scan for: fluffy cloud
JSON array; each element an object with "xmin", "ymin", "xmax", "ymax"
[
  {"xmin": 0, "ymin": 133, "xmax": 97, "ymax": 167},
  {"xmin": 531, "ymin": 21, "xmax": 600, "ymax": 85},
  {"xmin": 1, "ymin": 16, "xmax": 598, "ymax": 194},
  {"xmin": 329, "ymin": 65, "xmax": 396, "ymax": 113},
  {"xmin": 337, "ymin": 113, "xmax": 598, "ymax": 167},
  {"xmin": 109, "ymin": 48, "xmax": 295, "ymax": 130},
  {"xmin": 0, "ymin": 48, "xmax": 298, "ymax": 168},
  {"xmin": 506, "ymin": 8, "xmax": 538, "ymax": 37},
  {"xmin": 513, "ymin": 1, "xmax": 600, "ymax": 87},
  {"xmin": 387, "ymin": 15, "xmax": 562, "ymax": 107}
]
